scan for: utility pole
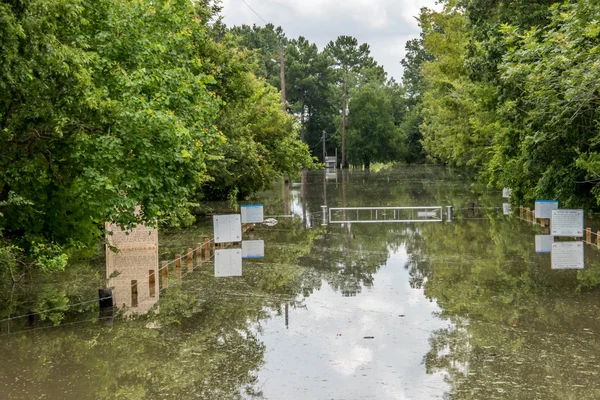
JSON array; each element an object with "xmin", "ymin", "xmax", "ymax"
[
  {"xmin": 280, "ymin": 42, "xmax": 286, "ymax": 113},
  {"xmin": 341, "ymin": 80, "xmax": 348, "ymax": 169},
  {"xmin": 322, "ymin": 129, "xmax": 327, "ymax": 163},
  {"xmin": 300, "ymin": 106, "xmax": 305, "ymax": 142}
]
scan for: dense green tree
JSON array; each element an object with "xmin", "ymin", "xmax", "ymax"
[
  {"xmin": 0, "ymin": 0, "xmax": 224, "ymax": 270},
  {"xmin": 325, "ymin": 35, "xmax": 386, "ymax": 168},
  {"xmin": 0, "ymin": 0, "xmax": 313, "ymax": 272},
  {"xmin": 285, "ymin": 36, "xmax": 336, "ymax": 151},
  {"xmin": 346, "ymin": 83, "xmax": 405, "ymax": 169},
  {"xmin": 488, "ymin": 0, "xmax": 600, "ymax": 207},
  {"xmin": 229, "ymin": 23, "xmax": 286, "ymax": 89}
]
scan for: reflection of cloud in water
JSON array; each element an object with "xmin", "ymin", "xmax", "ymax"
[
  {"xmin": 330, "ymin": 346, "xmax": 373, "ymax": 375},
  {"xmin": 255, "ymin": 247, "xmax": 451, "ymax": 399}
]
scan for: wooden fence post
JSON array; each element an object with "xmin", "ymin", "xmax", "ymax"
[
  {"xmin": 520, "ymin": 205, "xmax": 523, "ymax": 219},
  {"xmin": 196, "ymin": 243, "xmax": 202, "ymax": 260},
  {"xmin": 98, "ymin": 288, "xmax": 113, "ymax": 319},
  {"xmin": 149, "ymin": 269, "xmax": 156, "ymax": 298},
  {"xmin": 175, "ymin": 254, "xmax": 182, "ymax": 279},
  {"xmin": 586, "ymin": 228, "xmax": 592, "ymax": 244},
  {"xmin": 188, "ymin": 247, "xmax": 194, "ymax": 272},
  {"xmin": 204, "ymin": 238, "xmax": 211, "ymax": 259},
  {"xmin": 131, "ymin": 280, "xmax": 138, "ymax": 307},
  {"xmin": 161, "ymin": 261, "xmax": 168, "ymax": 289}
]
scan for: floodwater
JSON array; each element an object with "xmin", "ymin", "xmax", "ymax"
[{"xmin": 2, "ymin": 166, "xmax": 600, "ymax": 399}]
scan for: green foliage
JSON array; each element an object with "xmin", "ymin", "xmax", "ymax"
[
  {"xmin": 347, "ymin": 83, "xmax": 405, "ymax": 168},
  {"xmin": 412, "ymin": 0, "xmax": 600, "ymax": 208},
  {"xmin": 0, "ymin": 0, "xmax": 313, "ymax": 270},
  {"xmin": 490, "ymin": 0, "xmax": 600, "ymax": 207}
]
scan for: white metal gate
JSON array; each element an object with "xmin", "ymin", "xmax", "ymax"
[{"xmin": 328, "ymin": 206, "xmax": 443, "ymax": 223}]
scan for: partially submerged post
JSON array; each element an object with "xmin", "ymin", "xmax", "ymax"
[
  {"xmin": 98, "ymin": 288, "xmax": 114, "ymax": 320},
  {"xmin": 204, "ymin": 238, "xmax": 211, "ymax": 260},
  {"xmin": 520, "ymin": 205, "xmax": 523, "ymax": 219},
  {"xmin": 187, "ymin": 248, "xmax": 193, "ymax": 272},
  {"xmin": 586, "ymin": 228, "xmax": 592, "ymax": 244},
  {"xmin": 149, "ymin": 269, "xmax": 156, "ymax": 298},
  {"xmin": 161, "ymin": 261, "xmax": 168, "ymax": 288},
  {"xmin": 131, "ymin": 280, "xmax": 138, "ymax": 308},
  {"xmin": 175, "ymin": 254, "xmax": 182, "ymax": 279}
]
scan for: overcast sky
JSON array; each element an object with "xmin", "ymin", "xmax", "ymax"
[{"xmin": 220, "ymin": 0, "xmax": 439, "ymax": 81}]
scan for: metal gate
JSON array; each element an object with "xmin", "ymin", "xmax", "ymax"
[{"xmin": 328, "ymin": 206, "xmax": 443, "ymax": 224}]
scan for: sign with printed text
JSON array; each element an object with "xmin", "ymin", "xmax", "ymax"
[
  {"xmin": 213, "ymin": 214, "xmax": 242, "ymax": 243},
  {"xmin": 535, "ymin": 200, "xmax": 559, "ymax": 219},
  {"xmin": 502, "ymin": 188, "xmax": 512, "ymax": 198},
  {"xmin": 241, "ymin": 204, "xmax": 264, "ymax": 224},
  {"xmin": 503, "ymin": 203, "xmax": 511, "ymax": 215},
  {"xmin": 551, "ymin": 242, "xmax": 584, "ymax": 269},
  {"xmin": 242, "ymin": 240, "xmax": 265, "ymax": 259},
  {"xmin": 535, "ymin": 235, "xmax": 553, "ymax": 253},
  {"xmin": 214, "ymin": 249, "xmax": 242, "ymax": 277},
  {"xmin": 551, "ymin": 209, "xmax": 584, "ymax": 237}
]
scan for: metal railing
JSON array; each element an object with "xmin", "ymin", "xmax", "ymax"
[{"xmin": 328, "ymin": 206, "xmax": 443, "ymax": 224}]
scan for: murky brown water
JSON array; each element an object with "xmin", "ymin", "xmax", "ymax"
[{"xmin": 2, "ymin": 166, "xmax": 600, "ymax": 399}]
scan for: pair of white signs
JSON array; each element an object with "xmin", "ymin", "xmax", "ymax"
[{"xmin": 213, "ymin": 205, "xmax": 264, "ymax": 243}]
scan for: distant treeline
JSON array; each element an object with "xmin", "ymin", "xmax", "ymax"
[{"xmin": 229, "ymin": 24, "xmax": 424, "ymax": 169}]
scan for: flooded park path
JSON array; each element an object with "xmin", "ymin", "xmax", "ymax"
[{"xmin": 2, "ymin": 166, "xmax": 600, "ymax": 399}]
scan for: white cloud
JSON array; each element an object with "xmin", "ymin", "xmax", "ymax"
[{"xmin": 220, "ymin": 0, "xmax": 441, "ymax": 80}]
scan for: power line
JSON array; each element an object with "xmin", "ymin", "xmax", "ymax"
[{"xmin": 241, "ymin": 0, "xmax": 268, "ymax": 25}]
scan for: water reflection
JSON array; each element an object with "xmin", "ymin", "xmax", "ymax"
[
  {"xmin": 106, "ymin": 248, "xmax": 159, "ymax": 315},
  {"xmin": 5, "ymin": 167, "xmax": 600, "ymax": 399}
]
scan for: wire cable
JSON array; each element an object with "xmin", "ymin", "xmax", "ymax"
[{"xmin": 240, "ymin": 0, "xmax": 268, "ymax": 24}]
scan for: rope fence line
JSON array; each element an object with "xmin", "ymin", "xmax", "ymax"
[
  {"xmin": 0, "ymin": 297, "xmax": 113, "ymax": 324},
  {"xmin": 0, "ymin": 316, "xmax": 115, "ymax": 337},
  {"xmin": 1, "ymin": 236, "xmax": 223, "ymax": 327}
]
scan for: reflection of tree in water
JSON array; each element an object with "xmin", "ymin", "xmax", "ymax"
[
  {"xmin": 0, "ymin": 216, "xmax": 326, "ymax": 399},
  {"xmin": 409, "ymin": 216, "xmax": 600, "ymax": 399}
]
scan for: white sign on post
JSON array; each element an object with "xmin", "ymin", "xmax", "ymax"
[
  {"xmin": 213, "ymin": 214, "xmax": 242, "ymax": 243},
  {"xmin": 551, "ymin": 242, "xmax": 584, "ymax": 269},
  {"xmin": 242, "ymin": 240, "xmax": 265, "ymax": 259},
  {"xmin": 502, "ymin": 188, "xmax": 512, "ymax": 198},
  {"xmin": 535, "ymin": 200, "xmax": 559, "ymax": 219},
  {"xmin": 214, "ymin": 249, "xmax": 242, "ymax": 277},
  {"xmin": 551, "ymin": 209, "xmax": 584, "ymax": 237},
  {"xmin": 535, "ymin": 235, "xmax": 553, "ymax": 253},
  {"xmin": 240, "ymin": 204, "xmax": 264, "ymax": 224},
  {"xmin": 503, "ymin": 203, "xmax": 511, "ymax": 215}
]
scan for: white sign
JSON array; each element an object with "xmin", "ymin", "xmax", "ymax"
[
  {"xmin": 242, "ymin": 240, "xmax": 265, "ymax": 259},
  {"xmin": 213, "ymin": 214, "xmax": 242, "ymax": 243},
  {"xmin": 551, "ymin": 209, "xmax": 584, "ymax": 237},
  {"xmin": 535, "ymin": 235, "xmax": 553, "ymax": 253},
  {"xmin": 240, "ymin": 204, "xmax": 264, "ymax": 224},
  {"xmin": 535, "ymin": 200, "xmax": 559, "ymax": 219},
  {"xmin": 502, "ymin": 188, "xmax": 512, "ymax": 198},
  {"xmin": 503, "ymin": 203, "xmax": 511, "ymax": 215},
  {"xmin": 551, "ymin": 242, "xmax": 584, "ymax": 269},
  {"xmin": 417, "ymin": 211, "xmax": 438, "ymax": 217},
  {"xmin": 214, "ymin": 249, "xmax": 242, "ymax": 277}
]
